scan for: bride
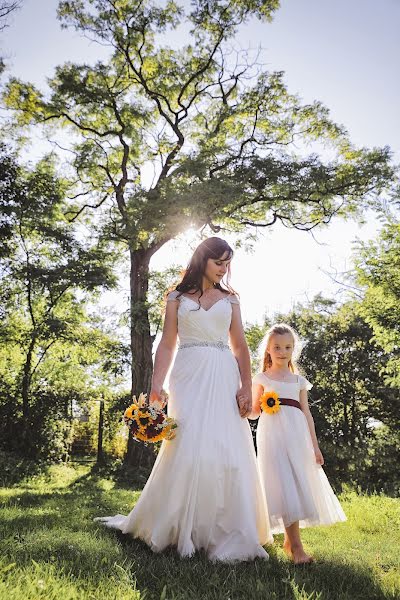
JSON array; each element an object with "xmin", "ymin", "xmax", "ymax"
[{"xmin": 95, "ymin": 237, "xmax": 272, "ymax": 561}]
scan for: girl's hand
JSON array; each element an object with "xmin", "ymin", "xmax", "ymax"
[
  {"xmin": 236, "ymin": 386, "xmax": 252, "ymax": 418},
  {"xmin": 314, "ymin": 447, "xmax": 324, "ymax": 465}
]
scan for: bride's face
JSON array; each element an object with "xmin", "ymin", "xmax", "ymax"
[{"xmin": 204, "ymin": 251, "xmax": 231, "ymax": 285}]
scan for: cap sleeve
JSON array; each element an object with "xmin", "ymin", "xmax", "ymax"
[
  {"xmin": 252, "ymin": 372, "xmax": 266, "ymax": 387},
  {"xmin": 299, "ymin": 374, "xmax": 313, "ymax": 391},
  {"xmin": 228, "ymin": 294, "xmax": 240, "ymax": 305},
  {"xmin": 167, "ymin": 290, "xmax": 180, "ymax": 302}
]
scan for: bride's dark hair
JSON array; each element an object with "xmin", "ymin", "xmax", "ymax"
[{"xmin": 174, "ymin": 237, "xmax": 237, "ymax": 301}]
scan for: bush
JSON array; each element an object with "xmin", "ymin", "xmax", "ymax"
[{"xmin": 0, "ymin": 385, "xmax": 75, "ymax": 461}]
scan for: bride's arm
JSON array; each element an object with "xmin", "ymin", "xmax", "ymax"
[
  {"xmin": 229, "ymin": 303, "xmax": 252, "ymax": 417},
  {"xmin": 149, "ymin": 299, "xmax": 178, "ymax": 406}
]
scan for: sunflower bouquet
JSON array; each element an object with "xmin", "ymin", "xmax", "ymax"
[
  {"xmin": 124, "ymin": 392, "xmax": 177, "ymax": 443},
  {"xmin": 260, "ymin": 390, "xmax": 281, "ymax": 414}
]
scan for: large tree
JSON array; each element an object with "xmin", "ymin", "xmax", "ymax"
[{"xmin": 3, "ymin": 0, "xmax": 395, "ymax": 463}]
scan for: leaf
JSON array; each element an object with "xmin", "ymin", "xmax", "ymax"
[{"xmin": 160, "ymin": 584, "xmax": 167, "ymax": 600}]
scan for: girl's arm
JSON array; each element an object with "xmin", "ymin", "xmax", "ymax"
[
  {"xmin": 229, "ymin": 302, "xmax": 252, "ymax": 417},
  {"xmin": 248, "ymin": 383, "xmax": 263, "ymax": 420},
  {"xmin": 299, "ymin": 389, "xmax": 324, "ymax": 465},
  {"xmin": 149, "ymin": 298, "xmax": 178, "ymax": 406}
]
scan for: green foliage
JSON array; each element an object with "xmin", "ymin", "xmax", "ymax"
[
  {"xmin": 147, "ymin": 265, "xmax": 183, "ymax": 338},
  {"xmin": 354, "ymin": 220, "xmax": 400, "ymax": 387},
  {"xmin": 0, "ymin": 146, "xmax": 127, "ymax": 459},
  {"xmin": 244, "ymin": 319, "xmax": 269, "ymax": 371},
  {"xmin": 0, "ymin": 145, "xmax": 20, "ymax": 259},
  {"xmin": 357, "ymin": 425, "xmax": 400, "ymax": 496}
]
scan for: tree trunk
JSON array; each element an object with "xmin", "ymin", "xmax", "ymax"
[
  {"xmin": 125, "ymin": 247, "xmax": 156, "ymax": 467},
  {"xmin": 21, "ymin": 336, "xmax": 35, "ymax": 451}
]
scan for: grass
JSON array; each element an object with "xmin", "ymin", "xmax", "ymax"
[{"xmin": 0, "ymin": 459, "xmax": 399, "ymax": 600}]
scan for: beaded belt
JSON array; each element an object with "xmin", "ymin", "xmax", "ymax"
[
  {"xmin": 179, "ymin": 340, "xmax": 229, "ymax": 351},
  {"xmin": 279, "ymin": 398, "xmax": 302, "ymax": 410}
]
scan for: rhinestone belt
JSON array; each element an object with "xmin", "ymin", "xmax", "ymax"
[{"xmin": 179, "ymin": 340, "xmax": 229, "ymax": 351}]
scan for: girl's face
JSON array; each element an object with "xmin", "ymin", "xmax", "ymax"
[
  {"xmin": 267, "ymin": 333, "xmax": 294, "ymax": 367},
  {"xmin": 204, "ymin": 251, "xmax": 231, "ymax": 286}
]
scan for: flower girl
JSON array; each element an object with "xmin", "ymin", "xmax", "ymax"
[{"xmin": 251, "ymin": 323, "xmax": 346, "ymax": 564}]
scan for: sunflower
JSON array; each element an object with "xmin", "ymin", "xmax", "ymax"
[
  {"xmin": 134, "ymin": 430, "xmax": 149, "ymax": 442},
  {"xmin": 260, "ymin": 391, "xmax": 281, "ymax": 414},
  {"xmin": 134, "ymin": 409, "xmax": 152, "ymax": 427},
  {"xmin": 124, "ymin": 403, "xmax": 138, "ymax": 421}
]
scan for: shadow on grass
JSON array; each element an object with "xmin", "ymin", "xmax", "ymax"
[
  {"xmin": 114, "ymin": 534, "xmax": 296, "ymax": 600},
  {"xmin": 1, "ymin": 490, "xmax": 68, "ymax": 507},
  {"xmin": 0, "ymin": 450, "xmax": 47, "ymax": 486},
  {"xmin": 114, "ymin": 533, "xmax": 393, "ymax": 600},
  {"xmin": 1, "ymin": 465, "xmax": 394, "ymax": 600},
  {"xmin": 114, "ymin": 531, "xmax": 392, "ymax": 600},
  {"xmin": 1, "ymin": 466, "xmax": 127, "ymax": 576},
  {"xmin": 289, "ymin": 557, "xmax": 390, "ymax": 600},
  {"xmin": 89, "ymin": 459, "xmax": 150, "ymax": 491}
]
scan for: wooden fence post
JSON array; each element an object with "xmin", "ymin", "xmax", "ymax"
[{"xmin": 97, "ymin": 399, "xmax": 104, "ymax": 464}]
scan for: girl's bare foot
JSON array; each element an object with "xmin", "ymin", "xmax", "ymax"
[
  {"xmin": 283, "ymin": 541, "xmax": 314, "ymax": 564},
  {"xmin": 283, "ymin": 539, "xmax": 292, "ymax": 557}
]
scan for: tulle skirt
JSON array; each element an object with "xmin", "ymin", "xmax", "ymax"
[{"xmin": 257, "ymin": 407, "xmax": 346, "ymax": 534}]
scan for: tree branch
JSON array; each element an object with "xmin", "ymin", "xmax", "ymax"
[
  {"xmin": 42, "ymin": 112, "xmax": 120, "ymax": 138},
  {"xmin": 65, "ymin": 192, "xmax": 109, "ymax": 222}
]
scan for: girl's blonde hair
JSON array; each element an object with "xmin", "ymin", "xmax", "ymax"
[{"xmin": 260, "ymin": 323, "xmax": 303, "ymax": 373}]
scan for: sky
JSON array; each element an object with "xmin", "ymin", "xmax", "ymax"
[{"xmin": 1, "ymin": 0, "xmax": 399, "ymax": 324}]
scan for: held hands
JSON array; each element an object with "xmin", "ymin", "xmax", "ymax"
[
  {"xmin": 236, "ymin": 386, "xmax": 252, "ymax": 418},
  {"xmin": 314, "ymin": 446, "xmax": 324, "ymax": 465}
]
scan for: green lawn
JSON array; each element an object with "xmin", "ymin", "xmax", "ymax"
[{"xmin": 0, "ymin": 461, "xmax": 399, "ymax": 600}]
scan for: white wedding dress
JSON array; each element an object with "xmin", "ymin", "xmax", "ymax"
[{"xmin": 95, "ymin": 292, "xmax": 272, "ymax": 561}]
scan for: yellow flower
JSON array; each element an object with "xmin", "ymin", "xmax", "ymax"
[
  {"xmin": 135, "ymin": 430, "xmax": 148, "ymax": 442},
  {"xmin": 148, "ymin": 431, "xmax": 166, "ymax": 443},
  {"xmin": 260, "ymin": 391, "xmax": 281, "ymax": 414},
  {"xmin": 134, "ymin": 408, "xmax": 151, "ymax": 427},
  {"xmin": 124, "ymin": 404, "xmax": 137, "ymax": 420}
]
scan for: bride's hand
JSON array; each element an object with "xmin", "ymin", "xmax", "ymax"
[
  {"xmin": 236, "ymin": 387, "xmax": 252, "ymax": 418},
  {"xmin": 149, "ymin": 388, "xmax": 167, "ymax": 409}
]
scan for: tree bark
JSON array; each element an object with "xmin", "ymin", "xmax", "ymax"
[
  {"xmin": 125, "ymin": 247, "xmax": 157, "ymax": 467},
  {"xmin": 21, "ymin": 338, "xmax": 36, "ymax": 418},
  {"xmin": 21, "ymin": 336, "xmax": 35, "ymax": 451}
]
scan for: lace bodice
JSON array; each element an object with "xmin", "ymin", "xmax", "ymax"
[{"xmin": 167, "ymin": 291, "xmax": 239, "ymax": 345}]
